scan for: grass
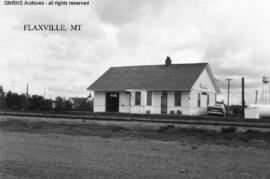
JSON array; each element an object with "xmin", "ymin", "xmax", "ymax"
[{"xmin": 0, "ymin": 119, "xmax": 270, "ymax": 147}]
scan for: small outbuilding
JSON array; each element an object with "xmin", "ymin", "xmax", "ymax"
[{"xmin": 87, "ymin": 57, "xmax": 220, "ymax": 115}]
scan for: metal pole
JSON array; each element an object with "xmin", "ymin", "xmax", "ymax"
[
  {"xmin": 24, "ymin": 84, "xmax": 29, "ymax": 111},
  {"xmin": 242, "ymin": 77, "xmax": 245, "ymax": 119},
  {"xmin": 226, "ymin": 79, "xmax": 232, "ymax": 117}
]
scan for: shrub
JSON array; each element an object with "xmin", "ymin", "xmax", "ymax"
[
  {"xmin": 221, "ymin": 127, "xmax": 237, "ymax": 133},
  {"xmin": 157, "ymin": 125, "xmax": 175, "ymax": 133}
]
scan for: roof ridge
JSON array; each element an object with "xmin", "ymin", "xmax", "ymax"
[{"xmin": 111, "ymin": 62, "xmax": 208, "ymax": 68}]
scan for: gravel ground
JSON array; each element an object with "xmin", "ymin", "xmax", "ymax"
[{"xmin": 0, "ymin": 129, "xmax": 270, "ymax": 179}]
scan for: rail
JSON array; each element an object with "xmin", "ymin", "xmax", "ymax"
[{"xmin": 0, "ymin": 111, "xmax": 270, "ymax": 128}]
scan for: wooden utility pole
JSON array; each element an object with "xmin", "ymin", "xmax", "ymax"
[
  {"xmin": 255, "ymin": 90, "xmax": 258, "ymax": 104},
  {"xmin": 26, "ymin": 84, "xmax": 29, "ymax": 96},
  {"xmin": 25, "ymin": 84, "xmax": 29, "ymax": 111},
  {"xmin": 242, "ymin": 77, "xmax": 245, "ymax": 119},
  {"xmin": 226, "ymin": 79, "xmax": 232, "ymax": 117}
]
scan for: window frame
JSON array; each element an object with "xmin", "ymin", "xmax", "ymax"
[
  {"xmin": 135, "ymin": 92, "xmax": 141, "ymax": 106},
  {"xmin": 174, "ymin": 91, "xmax": 182, "ymax": 106},
  {"xmin": 198, "ymin": 93, "xmax": 201, "ymax": 107},
  {"xmin": 207, "ymin": 94, "xmax": 210, "ymax": 106},
  {"xmin": 147, "ymin": 91, "xmax": 152, "ymax": 106}
]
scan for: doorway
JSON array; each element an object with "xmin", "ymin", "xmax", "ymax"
[
  {"xmin": 106, "ymin": 92, "xmax": 119, "ymax": 112},
  {"xmin": 161, "ymin": 91, "xmax": 168, "ymax": 114}
]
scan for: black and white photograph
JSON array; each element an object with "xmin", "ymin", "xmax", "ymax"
[{"xmin": 0, "ymin": 0, "xmax": 270, "ymax": 178}]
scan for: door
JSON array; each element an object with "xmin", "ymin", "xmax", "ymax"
[
  {"xmin": 161, "ymin": 91, "xmax": 168, "ymax": 114},
  {"xmin": 106, "ymin": 92, "xmax": 119, "ymax": 112},
  {"xmin": 201, "ymin": 92, "xmax": 207, "ymax": 108}
]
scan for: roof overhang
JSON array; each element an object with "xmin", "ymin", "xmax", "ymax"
[{"xmin": 205, "ymin": 64, "xmax": 221, "ymax": 93}]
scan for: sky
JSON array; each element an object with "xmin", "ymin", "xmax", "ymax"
[{"xmin": 1, "ymin": 0, "xmax": 270, "ymax": 104}]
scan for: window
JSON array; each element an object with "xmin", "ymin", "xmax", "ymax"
[
  {"xmin": 135, "ymin": 92, "xmax": 141, "ymax": 105},
  {"xmin": 175, "ymin": 91, "xmax": 181, "ymax": 106},
  {"xmin": 198, "ymin": 93, "xmax": 201, "ymax": 107},
  {"xmin": 207, "ymin": 94, "xmax": 210, "ymax": 106},
  {"xmin": 147, "ymin": 91, "xmax": 152, "ymax": 106},
  {"xmin": 110, "ymin": 94, "xmax": 117, "ymax": 97}
]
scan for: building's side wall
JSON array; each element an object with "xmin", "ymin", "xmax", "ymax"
[
  {"xmin": 192, "ymin": 68, "xmax": 216, "ymax": 92},
  {"xmin": 189, "ymin": 90, "xmax": 208, "ymax": 115},
  {"xmin": 189, "ymin": 68, "xmax": 217, "ymax": 115},
  {"xmin": 93, "ymin": 91, "xmax": 106, "ymax": 112}
]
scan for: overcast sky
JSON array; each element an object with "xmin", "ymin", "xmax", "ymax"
[{"xmin": 1, "ymin": 0, "xmax": 270, "ymax": 104}]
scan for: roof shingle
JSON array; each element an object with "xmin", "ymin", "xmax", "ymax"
[{"xmin": 88, "ymin": 63, "xmax": 209, "ymax": 91}]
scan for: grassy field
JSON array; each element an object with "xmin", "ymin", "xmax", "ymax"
[{"xmin": 0, "ymin": 117, "xmax": 270, "ymax": 178}]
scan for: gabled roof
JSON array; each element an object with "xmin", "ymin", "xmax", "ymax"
[{"xmin": 88, "ymin": 62, "xmax": 217, "ymax": 91}]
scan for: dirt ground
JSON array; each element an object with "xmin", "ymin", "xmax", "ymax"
[{"xmin": 0, "ymin": 117, "xmax": 270, "ymax": 178}]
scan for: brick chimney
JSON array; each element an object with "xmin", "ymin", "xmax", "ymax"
[{"xmin": 165, "ymin": 56, "xmax": 172, "ymax": 66}]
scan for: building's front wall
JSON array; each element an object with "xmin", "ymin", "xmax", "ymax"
[
  {"xmin": 129, "ymin": 91, "xmax": 146, "ymax": 113},
  {"xmin": 167, "ymin": 91, "xmax": 190, "ymax": 115},
  {"xmin": 119, "ymin": 91, "xmax": 131, "ymax": 113},
  {"xmin": 130, "ymin": 91, "xmax": 191, "ymax": 115},
  {"xmin": 145, "ymin": 91, "xmax": 162, "ymax": 114},
  {"xmin": 93, "ymin": 68, "xmax": 218, "ymax": 115},
  {"xmin": 94, "ymin": 90, "xmax": 192, "ymax": 115}
]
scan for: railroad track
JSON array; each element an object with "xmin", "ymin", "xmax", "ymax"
[{"xmin": 0, "ymin": 111, "xmax": 270, "ymax": 129}]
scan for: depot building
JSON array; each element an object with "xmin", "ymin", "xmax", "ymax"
[{"xmin": 87, "ymin": 57, "xmax": 220, "ymax": 115}]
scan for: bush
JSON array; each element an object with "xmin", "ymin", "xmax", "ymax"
[
  {"xmin": 221, "ymin": 127, "xmax": 237, "ymax": 133},
  {"xmin": 157, "ymin": 125, "xmax": 175, "ymax": 133}
]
